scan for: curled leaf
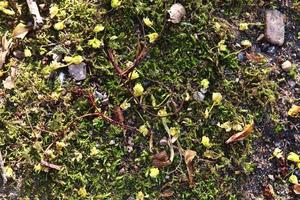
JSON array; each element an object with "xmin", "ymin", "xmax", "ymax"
[
  {"xmin": 160, "ymin": 189, "xmax": 174, "ymax": 198},
  {"xmin": 225, "ymin": 123, "xmax": 254, "ymax": 144},
  {"xmin": 12, "ymin": 23, "xmax": 29, "ymax": 39},
  {"xmin": 184, "ymin": 150, "xmax": 197, "ymax": 187},
  {"xmin": 293, "ymin": 183, "xmax": 300, "ymax": 195},
  {"xmin": 152, "ymin": 151, "xmax": 171, "ymax": 169},
  {"xmin": 288, "ymin": 105, "xmax": 300, "ymax": 117},
  {"xmin": 0, "ymin": 32, "xmax": 12, "ymax": 68}
]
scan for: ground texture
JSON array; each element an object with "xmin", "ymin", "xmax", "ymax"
[{"xmin": 0, "ymin": 0, "xmax": 300, "ymax": 199}]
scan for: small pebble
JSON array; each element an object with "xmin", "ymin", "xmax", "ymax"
[
  {"xmin": 68, "ymin": 62, "xmax": 87, "ymax": 81},
  {"xmin": 237, "ymin": 52, "xmax": 245, "ymax": 61},
  {"xmin": 193, "ymin": 91, "xmax": 205, "ymax": 102},
  {"xmin": 281, "ymin": 60, "xmax": 292, "ymax": 72},
  {"xmin": 288, "ymin": 80, "xmax": 296, "ymax": 88},
  {"xmin": 267, "ymin": 46, "xmax": 277, "ymax": 54}
]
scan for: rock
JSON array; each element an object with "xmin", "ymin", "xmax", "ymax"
[
  {"xmin": 237, "ymin": 52, "xmax": 245, "ymax": 61},
  {"xmin": 265, "ymin": 10, "xmax": 285, "ymax": 46},
  {"xmin": 68, "ymin": 62, "xmax": 87, "ymax": 81},
  {"xmin": 168, "ymin": 3, "xmax": 186, "ymax": 24},
  {"xmin": 281, "ymin": 60, "xmax": 292, "ymax": 72},
  {"xmin": 266, "ymin": 46, "xmax": 277, "ymax": 54},
  {"xmin": 193, "ymin": 91, "xmax": 205, "ymax": 102}
]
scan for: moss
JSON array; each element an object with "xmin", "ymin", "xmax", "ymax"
[{"xmin": 0, "ymin": 0, "xmax": 286, "ymax": 199}]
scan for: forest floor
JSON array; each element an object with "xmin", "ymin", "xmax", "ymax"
[{"xmin": 0, "ymin": 0, "xmax": 300, "ymax": 199}]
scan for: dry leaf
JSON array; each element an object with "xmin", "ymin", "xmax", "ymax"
[
  {"xmin": 113, "ymin": 106, "xmax": 124, "ymax": 123},
  {"xmin": 12, "ymin": 23, "xmax": 29, "ymax": 39},
  {"xmin": 263, "ymin": 184, "xmax": 275, "ymax": 198},
  {"xmin": 288, "ymin": 105, "xmax": 300, "ymax": 117},
  {"xmin": 293, "ymin": 183, "xmax": 300, "ymax": 194},
  {"xmin": 184, "ymin": 150, "xmax": 197, "ymax": 187},
  {"xmin": 3, "ymin": 76, "xmax": 15, "ymax": 89},
  {"xmin": 152, "ymin": 151, "xmax": 171, "ymax": 169},
  {"xmin": 246, "ymin": 52, "xmax": 265, "ymax": 63},
  {"xmin": 160, "ymin": 189, "xmax": 174, "ymax": 198},
  {"xmin": 0, "ymin": 32, "xmax": 13, "ymax": 68},
  {"xmin": 225, "ymin": 123, "xmax": 254, "ymax": 144},
  {"xmin": 40, "ymin": 160, "xmax": 62, "ymax": 170}
]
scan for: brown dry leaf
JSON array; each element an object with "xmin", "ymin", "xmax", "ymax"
[
  {"xmin": 160, "ymin": 189, "xmax": 174, "ymax": 198},
  {"xmin": 113, "ymin": 106, "xmax": 124, "ymax": 123},
  {"xmin": 184, "ymin": 149, "xmax": 197, "ymax": 187},
  {"xmin": 12, "ymin": 23, "xmax": 29, "ymax": 39},
  {"xmin": 225, "ymin": 123, "xmax": 254, "ymax": 144},
  {"xmin": 40, "ymin": 160, "xmax": 62, "ymax": 170},
  {"xmin": 152, "ymin": 151, "xmax": 171, "ymax": 169},
  {"xmin": 246, "ymin": 52, "xmax": 265, "ymax": 63},
  {"xmin": 0, "ymin": 32, "xmax": 13, "ymax": 68},
  {"xmin": 293, "ymin": 183, "xmax": 300, "ymax": 195},
  {"xmin": 263, "ymin": 184, "xmax": 275, "ymax": 198},
  {"xmin": 288, "ymin": 105, "xmax": 300, "ymax": 117}
]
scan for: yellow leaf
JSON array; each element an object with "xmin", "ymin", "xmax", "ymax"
[
  {"xmin": 148, "ymin": 32, "xmax": 159, "ymax": 43},
  {"xmin": 128, "ymin": 70, "xmax": 139, "ymax": 80},
  {"xmin": 78, "ymin": 187, "xmax": 88, "ymax": 197},
  {"xmin": 133, "ymin": 83, "xmax": 144, "ymax": 97},
  {"xmin": 200, "ymin": 79, "xmax": 209, "ymax": 89},
  {"xmin": 225, "ymin": 123, "xmax": 254, "ymax": 144},
  {"xmin": 90, "ymin": 146, "xmax": 99, "ymax": 156},
  {"xmin": 111, "ymin": 0, "xmax": 121, "ymax": 8},
  {"xmin": 2, "ymin": 8, "xmax": 15, "ymax": 15},
  {"xmin": 170, "ymin": 127, "xmax": 180, "ymax": 137},
  {"xmin": 136, "ymin": 191, "xmax": 144, "ymax": 200},
  {"xmin": 4, "ymin": 166, "xmax": 14, "ymax": 178},
  {"xmin": 273, "ymin": 148, "xmax": 283, "ymax": 159},
  {"xmin": 290, "ymin": 174, "xmax": 298, "ymax": 184},
  {"xmin": 143, "ymin": 18, "xmax": 153, "ymax": 27},
  {"xmin": 149, "ymin": 167, "xmax": 159, "ymax": 178},
  {"xmin": 287, "ymin": 152, "xmax": 300, "ymax": 163},
  {"xmin": 239, "ymin": 23, "xmax": 249, "ymax": 31},
  {"xmin": 49, "ymin": 5, "xmax": 59, "ymax": 18},
  {"xmin": 139, "ymin": 124, "xmax": 149, "ymax": 136},
  {"xmin": 12, "ymin": 23, "xmax": 29, "ymax": 39},
  {"xmin": 212, "ymin": 92, "xmax": 222, "ymax": 105},
  {"xmin": 24, "ymin": 49, "xmax": 32, "ymax": 57},
  {"xmin": 288, "ymin": 105, "xmax": 300, "ymax": 117},
  {"xmin": 94, "ymin": 24, "xmax": 105, "ymax": 33},
  {"xmin": 241, "ymin": 40, "xmax": 252, "ymax": 47},
  {"xmin": 54, "ymin": 22, "xmax": 64, "ymax": 31},
  {"xmin": 201, "ymin": 136, "xmax": 211, "ymax": 148}
]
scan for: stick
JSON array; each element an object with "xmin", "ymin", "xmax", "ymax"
[
  {"xmin": 0, "ymin": 151, "xmax": 7, "ymax": 185},
  {"xmin": 26, "ymin": 0, "xmax": 43, "ymax": 29}
]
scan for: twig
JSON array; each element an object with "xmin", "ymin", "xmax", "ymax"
[
  {"xmin": 26, "ymin": 0, "xmax": 43, "ymax": 29},
  {"xmin": 0, "ymin": 151, "xmax": 7, "ymax": 185}
]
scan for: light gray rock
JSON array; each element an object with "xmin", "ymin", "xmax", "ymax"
[
  {"xmin": 193, "ymin": 91, "xmax": 205, "ymax": 102},
  {"xmin": 68, "ymin": 62, "xmax": 86, "ymax": 81},
  {"xmin": 281, "ymin": 60, "xmax": 292, "ymax": 72},
  {"xmin": 265, "ymin": 10, "xmax": 285, "ymax": 46}
]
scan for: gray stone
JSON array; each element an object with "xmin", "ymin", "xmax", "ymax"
[
  {"xmin": 193, "ymin": 91, "xmax": 205, "ymax": 102},
  {"xmin": 68, "ymin": 62, "xmax": 87, "ymax": 81},
  {"xmin": 265, "ymin": 10, "xmax": 285, "ymax": 46}
]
